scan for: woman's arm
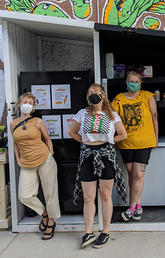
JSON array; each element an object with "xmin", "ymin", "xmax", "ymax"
[
  {"xmin": 10, "ymin": 121, "xmax": 20, "ymax": 161},
  {"xmin": 38, "ymin": 119, "xmax": 54, "ymax": 155},
  {"xmin": 14, "ymin": 143, "xmax": 20, "ymax": 160},
  {"xmin": 114, "ymin": 121, "xmax": 127, "ymax": 143},
  {"xmin": 149, "ymin": 96, "xmax": 158, "ymax": 146},
  {"xmin": 68, "ymin": 120, "xmax": 82, "ymax": 143}
]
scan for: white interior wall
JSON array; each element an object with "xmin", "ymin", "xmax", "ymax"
[
  {"xmin": 1, "ymin": 20, "xmax": 39, "ymax": 231},
  {"xmin": 2, "ymin": 21, "xmax": 39, "ymax": 103},
  {"xmin": 38, "ymin": 36, "xmax": 94, "ymax": 73}
]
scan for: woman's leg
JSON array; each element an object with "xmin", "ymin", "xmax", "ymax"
[
  {"xmin": 125, "ymin": 162, "xmax": 133, "ymax": 194},
  {"xmin": 81, "ymin": 181, "xmax": 97, "ymax": 233},
  {"xmin": 38, "ymin": 154, "xmax": 61, "ymax": 239},
  {"xmin": 38, "ymin": 154, "xmax": 61, "ymax": 220},
  {"xmin": 122, "ymin": 162, "xmax": 145, "ymax": 221},
  {"xmin": 18, "ymin": 167, "xmax": 45, "ymax": 216},
  {"xmin": 99, "ymin": 179, "xmax": 114, "ymax": 234},
  {"xmin": 130, "ymin": 162, "xmax": 145, "ymax": 208}
]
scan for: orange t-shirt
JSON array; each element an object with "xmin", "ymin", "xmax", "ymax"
[
  {"xmin": 112, "ymin": 90, "xmax": 157, "ymax": 149},
  {"xmin": 12, "ymin": 117, "xmax": 49, "ymax": 168}
]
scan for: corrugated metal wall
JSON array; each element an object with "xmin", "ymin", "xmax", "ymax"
[
  {"xmin": 0, "ymin": 25, "xmax": 5, "ymax": 124},
  {"xmin": 2, "ymin": 20, "xmax": 38, "ymax": 104},
  {"xmin": 1, "ymin": 20, "xmax": 39, "ymax": 228}
]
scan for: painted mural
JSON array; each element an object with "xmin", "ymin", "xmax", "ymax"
[
  {"xmin": 1, "ymin": 0, "xmax": 165, "ymax": 30},
  {"xmin": 3, "ymin": 0, "xmax": 97, "ymax": 21},
  {"xmin": 101, "ymin": 0, "xmax": 165, "ymax": 30}
]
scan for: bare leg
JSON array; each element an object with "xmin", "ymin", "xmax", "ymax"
[
  {"xmin": 99, "ymin": 179, "xmax": 114, "ymax": 234},
  {"xmin": 81, "ymin": 181, "xmax": 97, "ymax": 233},
  {"xmin": 130, "ymin": 162, "xmax": 145, "ymax": 208},
  {"xmin": 125, "ymin": 162, "xmax": 133, "ymax": 196}
]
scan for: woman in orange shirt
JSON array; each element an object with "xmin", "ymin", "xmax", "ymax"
[
  {"xmin": 112, "ymin": 71, "xmax": 158, "ymax": 222},
  {"xmin": 10, "ymin": 92, "xmax": 61, "ymax": 240}
]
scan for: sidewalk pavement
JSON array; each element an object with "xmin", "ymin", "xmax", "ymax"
[{"xmin": 0, "ymin": 230, "xmax": 165, "ymax": 258}]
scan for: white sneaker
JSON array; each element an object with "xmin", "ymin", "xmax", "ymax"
[
  {"xmin": 121, "ymin": 208, "xmax": 134, "ymax": 222},
  {"xmin": 132, "ymin": 207, "xmax": 143, "ymax": 221}
]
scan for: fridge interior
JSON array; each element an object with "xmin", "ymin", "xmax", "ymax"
[
  {"xmin": 98, "ymin": 26, "xmax": 165, "ymax": 137},
  {"xmin": 97, "ymin": 25, "xmax": 165, "ymax": 221}
]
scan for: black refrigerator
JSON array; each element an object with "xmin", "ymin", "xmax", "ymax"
[{"xmin": 19, "ymin": 70, "xmax": 92, "ymax": 214}]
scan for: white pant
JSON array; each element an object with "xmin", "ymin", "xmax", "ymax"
[{"xmin": 18, "ymin": 153, "xmax": 61, "ymax": 219}]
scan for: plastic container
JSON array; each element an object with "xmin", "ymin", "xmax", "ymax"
[{"xmin": 154, "ymin": 90, "xmax": 160, "ymax": 101}]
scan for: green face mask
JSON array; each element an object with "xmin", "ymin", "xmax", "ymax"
[{"xmin": 127, "ymin": 81, "xmax": 141, "ymax": 93}]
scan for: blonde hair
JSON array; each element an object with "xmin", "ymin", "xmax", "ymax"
[
  {"xmin": 127, "ymin": 71, "xmax": 142, "ymax": 82},
  {"xmin": 16, "ymin": 92, "xmax": 36, "ymax": 112},
  {"xmin": 86, "ymin": 83, "xmax": 115, "ymax": 120}
]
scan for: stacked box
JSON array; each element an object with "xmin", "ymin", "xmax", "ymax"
[
  {"xmin": 0, "ymin": 162, "xmax": 11, "ymax": 226},
  {"xmin": 0, "ymin": 150, "xmax": 8, "ymax": 163}
]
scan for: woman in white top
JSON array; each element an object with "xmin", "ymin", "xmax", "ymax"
[{"xmin": 69, "ymin": 83, "xmax": 127, "ymax": 249}]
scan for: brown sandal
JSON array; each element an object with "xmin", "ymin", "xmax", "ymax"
[
  {"xmin": 42, "ymin": 222, "xmax": 56, "ymax": 240},
  {"xmin": 39, "ymin": 215, "xmax": 48, "ymax": 232}
]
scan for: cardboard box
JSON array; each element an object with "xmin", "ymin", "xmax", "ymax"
[
  {"xmin": 0, "ymin": 186, "xmax": 11, "ymax": 220},
  {"xmin": 0, "ymin": 163, "xmax": 6, "ymax": 188},
  {"xmin": 0, "ymin": 215, "xmax": 11, "ymax": 229},
  {"xmin": 0, "ymin": 150, "xmax": 8, "ymax": 163}
]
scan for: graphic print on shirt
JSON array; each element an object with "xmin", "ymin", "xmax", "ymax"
[
  {"xmin": 83, "ymin": 113, "xmax": 110, "ymax": 134},
  {"xmin": 123, "ymin": 102, "xmax": 144, "ymax": 132}
]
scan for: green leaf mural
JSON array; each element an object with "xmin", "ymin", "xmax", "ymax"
[
  {"xmin": 148, "ymin": 1, "xmax": 165, "ymax": 14},
  {"xmin": 6, "ymin": 0, "xmax": 69, "ymax": 17},
  {"xmin": 144, "ymin": 17, "xmax": 160, "ymax": 29},
  {"xmin": 103, "ymin": 0, "xmax": 119, "ymax": 25},
  {"xmin": 103, "ymin": 0, "xmax": 165, "ymax": 28},
  {"xmin": 5, "ymin": 0, "xmax": 165, "ymax": 30},
  {"xmin": 70, "ymin": 0, "xmax": 92, "ymax": 19},
  {"xmin": 33, "ymin": 3, "xmax": 69, "ymax": 17}
]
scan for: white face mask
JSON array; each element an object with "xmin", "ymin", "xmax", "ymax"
[{"xmin": 20, "ymin": 103, "xmax": 33, "ymax": 114}]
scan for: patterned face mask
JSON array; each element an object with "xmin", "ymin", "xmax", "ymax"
[
  {"xmin": 127, "ymin": 81, "xmax": 141, "ymax": 93},
  {"xmin": 88, "ymin": 94, "xmax": 102, "ymax": 105}
]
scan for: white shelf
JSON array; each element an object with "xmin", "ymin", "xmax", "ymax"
[{"xmin": 158, "ymin": 136, "xmax": 165, "ymax": 147}]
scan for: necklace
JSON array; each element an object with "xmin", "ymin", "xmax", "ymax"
[
  {"xmin": 19, "ymin": 116, "xmax": 32, "ymax": 130},
  {"xmin": 22, "ymin": 121, "xmax": 26, "ymax": 130},
  {"xmin": 124, "ymin": 91, "xmax": 139, "ymax": 100}
]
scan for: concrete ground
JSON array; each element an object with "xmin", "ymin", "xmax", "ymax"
[{"xmin": 0, "ymin": 230, "xmax": 165, "ymax": 258}]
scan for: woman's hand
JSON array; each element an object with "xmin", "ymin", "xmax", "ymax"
[
  {"xmin": 37, "ymin": 118, "xmax": 54, "ymax": 154},
  {"xmin": 114, "ymin": 121, "xmax": 127, "ymax": 143},
  {"xmin": 17, "ymin": 158, "xmax": 21, "ymax": 167},
  {"xmin": 68, "ymin": 120, "xmax": 82, "ymax": 143}
]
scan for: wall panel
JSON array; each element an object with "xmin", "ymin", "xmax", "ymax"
[{"xmin": 2, "ymin": 20, "xmax": 39, "ymax": 230}]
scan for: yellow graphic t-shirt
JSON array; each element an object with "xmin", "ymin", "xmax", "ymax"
[{"xmin": 112, "ymin": 90, "xmax": 157, "ymax": 149}]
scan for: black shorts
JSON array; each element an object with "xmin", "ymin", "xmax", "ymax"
[
  {"xmin": 120, "ymin": 148, "xmax": 152, "ymax": 165},
  {"xmin": 80, "ymin": 145, "xmax": 115, "ymax": 182}
]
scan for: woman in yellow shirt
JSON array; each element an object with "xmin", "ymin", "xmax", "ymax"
[
  {"xmin": 112, "ymin": 70, "xmax": 158, "ymax": 221},
  {"xmin": 10, "ymin": 92, "xmax": 61, "ymax": 240}
]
